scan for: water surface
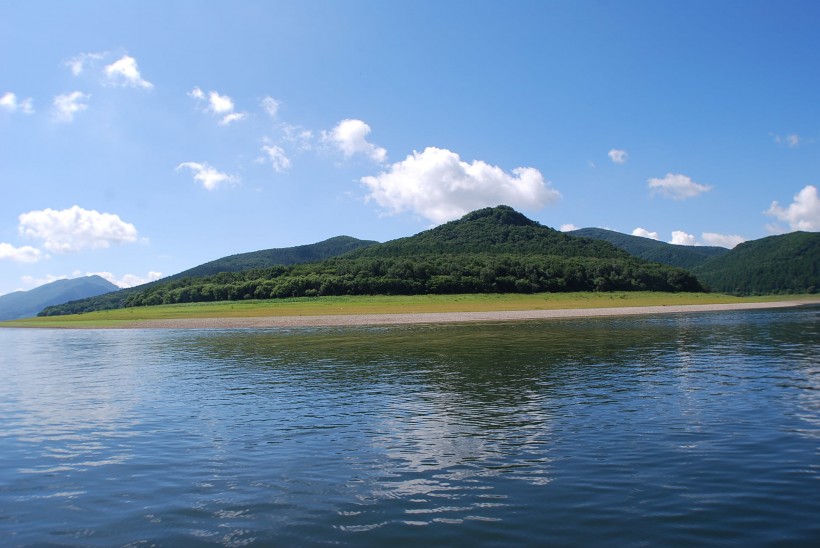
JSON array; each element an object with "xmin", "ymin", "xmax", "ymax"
[{"xmin": 1, "ymin": 307, "xmax": 819, "ymax": 545}]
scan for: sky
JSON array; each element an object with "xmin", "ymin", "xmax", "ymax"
[{"xmin": 1, "ymin": 0, "xmax": 819, "ymax": 296}]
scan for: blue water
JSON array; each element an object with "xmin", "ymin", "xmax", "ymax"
[{"xmin": 1, "ymin": 307, "xmax": 819, "ymax": 546}]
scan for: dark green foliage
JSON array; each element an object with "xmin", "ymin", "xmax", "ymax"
[
  {"xmin": 39, "ymin": 236, "xmax": 378, "ymax": 316},
  {"xmin": 353, "ymin": 206, "xmax": 631, "ymax": 259},
  {"xmin": 693, "ymin": 232, "xmax": 820, "ymax": 295},
  {"xmin": 172, "ymin": 235, "xmax": 378, "ymax": 278},
  {"xmin": 0, "ymin": 275, "xmax": 119, "ymax": 320},
  {"xmin": 569, "ymin": 227, "xmax": 729, "ymax": 269},
  {"xmin": 121, "ymin": 253, "xmax": 702, "ymax": 307}
]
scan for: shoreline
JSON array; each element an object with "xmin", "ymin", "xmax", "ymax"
[{"xmin": 105, "ymin": 299, "xmax": 819, "ymax": 329}]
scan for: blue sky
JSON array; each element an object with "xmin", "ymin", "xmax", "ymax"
[{"xmin": 1, "ymin": 1, "xmax": 818, "ymax": 296}]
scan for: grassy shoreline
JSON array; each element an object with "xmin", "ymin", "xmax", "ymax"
[{"xmin": 2, "ymin": 292, "xmax": 817, "ymax": 329}]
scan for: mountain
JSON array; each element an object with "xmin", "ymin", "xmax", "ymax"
[
  {"xmin": 38, "ymin": 236, "xmax": 379, "ymax": 316},
  {"xmin": 79, "ymin": 206, "xmax": 703, "ymax": 309},
  {"xmin": 0, "ymin": 275, "xmax": 119, "ymax": 320},
  {"xmin": 171, "ymin": 236, "xmax": 378, "ymax": 278},
  {"xmin": 569, "ymin": 227, "xmax": 729, "ymax": 269},
  {"xmin": 352, "ymin": 207, "xmax": 630, "ymax": 259},
  {"xmin": 693, "ymin": 231, "xmax": 820, "ymax": 295}
]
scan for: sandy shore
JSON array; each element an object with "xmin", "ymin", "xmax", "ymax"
[{"xmin": 119, "ymin": 300, "xmax": 819, "ymax": 329}]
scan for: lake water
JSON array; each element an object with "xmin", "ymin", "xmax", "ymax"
[{"xmin": 1, "ymin": 306, "xmax": 819, "ymax": 546}]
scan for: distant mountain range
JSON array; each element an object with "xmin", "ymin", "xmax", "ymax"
[
  {"xmin": 31, "ymin": 206, "xmax": 820, "ymax": 317},
  {"xmin": 568, "ymin": 228, "xmax": 729, "ymax": 269},
  {"xmin": 0, "ymin": 275, "xmax": 119, "ymax": 320}
]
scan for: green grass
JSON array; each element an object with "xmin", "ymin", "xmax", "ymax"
[{"xmin": 2, "ymin": 292, "xmax": 817, "ymax": 329}]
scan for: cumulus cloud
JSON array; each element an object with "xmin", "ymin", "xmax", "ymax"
[
  {"xmin": 18, "ymin": 206, "xmax": 139, "ymax": 253},
  {"xmin": 1, "ymin": 92, "xmax": 34, "ymax": 114},
  {"xmin": 189, "ymin": 87, "xmax": 247, "ymax": 125},
  {"xmin": 89, "ymin": 270, "xmax": 163, "ymax": 288},
  {"xmin": 765, "ymin": 184, "xmax": 820, "ymax": 231},
  {"xmin": 104, "ymin": 55, "xmax": 153, "ymax": 89},
  {"xmin": 52, "ymin": 91, "xmax": 90, "ymax": 122},
  {"xmin": 632, "ymin": 227, "xmax": 659, "ymax": 240},
  {"xmin": 361, "ymin": 146, "xmax": 561, "ymax": 225},
  {"xmin": 701, "ymin": 232, "xmax": 745, "ymax": 248},
  {"xmin": 648, "ymin": 173, "xmax": 712, "ymax": 200},
  {"xmin": 261, "ymin": 96, "xmax": 280, "ymax": 118},
  {"xmin": 177, "ymin": 162, "xmax": 239, "ymax": 190},
  {"xmin": 258, "ymin": 144, "xmax": 291, "ymax": 172},
  {"xmin": 0, "ymin": 242, "xmax": 42, "ymax": 263},
  {"xmin": 608, "ymin": 149, "xmax": 628, "ymax": 164},
  {"xmin": 560, "ymin": 224, "xmax": 579, "ymax": 232},
  {"xmin": 670, "ymin": 230, "xmax": 697, "ymax": 246},
  {"xmin": 323, "ymin": 119, "xmax": 387, "ymax": 163}
]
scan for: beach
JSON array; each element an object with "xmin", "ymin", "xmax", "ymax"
[{"xmin": 113, "ymin": 300, "xmax": 819, "ymax": 329}]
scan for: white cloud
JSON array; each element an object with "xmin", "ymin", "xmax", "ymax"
[
  {"xmin": 632, "ymin": 227, "xmax": 659, "ymax": 240},
  {"xmin": 771, "ymin": 132, "xmax": 801, "ymax": 148},
  {"xmin": 670, "ymin": 230, "xmax": 697, "ymax": 246},
  {"xmin": 701, "ymin": 232, "xmax": 745, "ymax": 248},
  {"xmin": 103, "ymin": 55, "xmax": 153, "ymax": 89},
  {"xmin": 648, "ymin": 173, "xmax": 712, "ymax": 200},
  {"xmin": 66, "ymin": 52, "xmax": 105, "ymax": 76},
  {"xmin": 323, "ymin": 119, "xmax": 387, "ymax": 163},
  {"xmin": 261, "ymin": 96, "xmax": 280, "ymax": 118},
  {"xmin": 89, "ymin": 270, "xmax": 163, "ymax": 288},
  {"xmin": 177, "ymin": 162, "xmax": 239, "ymax": 190},
  {"xmin": 560, "ymin": 224, "xmax": 579, "ymax": 232},
  {"xmin": 1, "ymin": 92, "xmax": 34, "ymax": 114},
  {"xmin": 259, "ymin": 144, "xmax": 291, "ymax": 172},
  {"xmin": 188, "ymin": 87, "xmax": 205, "ymax": 100},
  {"xmin": 52, "ymin": 91, "xmax": 90, "ymax": 122},
  {"xmin": 608, "ymin": 149, "xmax": 628, "ymax": 164},
  {"xmin": 281, "ymin": 124, "xmax": 314, "ymax": 151},
  {"xmin": 18, "ymin": 206, "xmax": 139, "ymax": 253},
  {"xmin": 765, "ymin": 184, "xmax": 820, "ymax": 231},
  {"xmin": 361, "ymin": 146, "xmax": 561, "ymax": 225},
  {"xmin": 0, "ymin": 242, "xmax": 42, "ymax": 263},
  {"xmin": 189, "ymin": 88, "xmax": 247, "ymax": 125}
]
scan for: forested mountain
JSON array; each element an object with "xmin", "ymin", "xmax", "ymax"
[
  {"xmin": 39, "ymin": 236, "xmax": 379, "ymax": 315},
  {"xmin": 172, "ymin": 236, "xmax": 378, "ymax": 278},
  {"xmin": 41, "ymin": 206, "xmax": 703, "ymax": 314},
  {"xmin": 0, "ymin": 275, "xmax": 118, "ymax": 320},
  {"xmin": 693, "ymin": 231, "xmax": 819, "ymax": 295},
  {"xmin": 569, "ymin": 227, "xmax": 729, "ymax": 269}
]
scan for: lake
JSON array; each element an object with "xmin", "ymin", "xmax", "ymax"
[{"xmin": 1, "ymin": 306, "xmax": 819, "ymax": 546}]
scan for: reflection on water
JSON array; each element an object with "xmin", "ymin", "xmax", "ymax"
[{"xmin": 1, "ymin": 306, "xmax": 819, "ymax": 546}]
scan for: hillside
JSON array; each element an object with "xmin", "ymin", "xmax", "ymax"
[
  {"xmin": 39, "ymin": 236, "xmax": 380, "ymax": 315},
  {"xmin": 0, "ymin": 275, "xmax": 119, "ymax": 320},
  {"xmin": 569, "ymin": 227, "xmax": 729, "ymax": 269},
  {"xmin": 172, "ymin": 236, "xmax": 378, "ymax": 278},
  {"xmin": 693, "ymin": 231, "xmax": 820, "ymax": 295},
  {"xmin": 57, "ymin": 206, "xmax": 703, "ymax": 311},
  {"xmin": 353, "ymin": 207, "xmax": 630, "ymax": 259}
]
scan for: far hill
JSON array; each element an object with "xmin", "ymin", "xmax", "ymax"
[
  {"xmin": 693, "ymin": 231, "xmax": 820, "ymax": 295},
  {"xmin": 0, "ymin": 275, "xmax": 119, "ymax": 320},
  {"xmin": 39, "ymin": 236, "xmax": 379, "ymax": 316},
  {"xmin": 171, "ymin": 236, "xmax": 378, "ymax": 279},
  {"xmin": 59, "ymin": 206, "xmax": 703, "ymax": 311},
  {"xmin": 569, "ymin": 227, "xmax": 729, "ymax": 269}
]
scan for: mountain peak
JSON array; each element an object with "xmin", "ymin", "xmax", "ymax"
[{"xmin": 459, "ymin": 205, "xmax": 539, "ymax": 227}]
